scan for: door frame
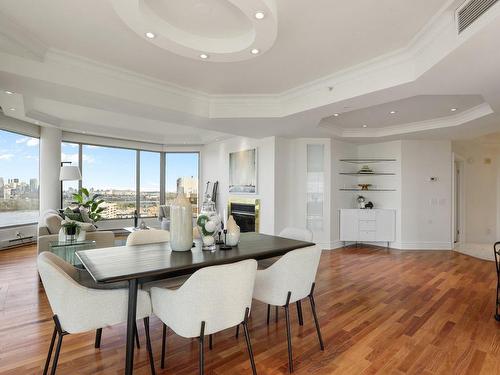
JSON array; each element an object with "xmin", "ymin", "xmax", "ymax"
[{"xmin": 451, "ymin": 153, "xmax": 466, "ymax": 245}]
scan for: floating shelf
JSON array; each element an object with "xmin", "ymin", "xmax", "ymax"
[
  {"xmin": 339, "ymin": 188, "xmax": 397, "ymax": 192},
  {"xmin": 339, "ymin": 172, "xmax": 396, "ymax": 176},
  {"xmin": 340, "ymin": 158, "xmax": 397, "ymax": 164}
]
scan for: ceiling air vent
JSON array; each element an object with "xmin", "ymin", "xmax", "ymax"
[{"xmin": 457, "ymin": 0, "xmax": 499, "ymax": 33}]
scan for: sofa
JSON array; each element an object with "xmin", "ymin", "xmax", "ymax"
[{"xmin": 37, "ymin": 209, "xmax": 115, "ymax": 255}]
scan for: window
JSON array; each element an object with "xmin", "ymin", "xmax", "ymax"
[
  {"xmin": 139, "ymin": 151, "xmax": 160, "ymax": 218},
  {"xmin": 166, "ymin": 153, "xmax": 199, "ymax": 216},
  {"xmin": 0, "ymin": 129, "xmax": 39, "ymax": 227},
  {"xmin": 61, "ymin": 142, "xmax": 80, "ymax": 208},
  {"xmin": 82, "ymin": 145, "xmax": 136, "ymax": 219},
  {"xmin": 61, "ymin": 142, "xmax": 200, "ymax": 223}
]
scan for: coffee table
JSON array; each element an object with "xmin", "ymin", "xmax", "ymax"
[{"xmin": 49, "ymin": 240, "xmax": 96, "ymax": 267}]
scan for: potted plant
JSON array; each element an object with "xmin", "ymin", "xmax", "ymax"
[
  {"xmin": 62, "ymin": 221, "xmax": 79, "ymax": 242},
  {"xmin": 72, "ymin": 188, "xmax": 106, "ymax": 223}
]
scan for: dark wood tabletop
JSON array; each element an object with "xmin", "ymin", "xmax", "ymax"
[{"xmin": 76, "ymin": 232, "xmax": 315, "ymax": 283}]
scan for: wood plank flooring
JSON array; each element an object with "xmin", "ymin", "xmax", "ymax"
[{"xmin": 0, "ymin": 245, "xmax": 499, "ymax": 374}]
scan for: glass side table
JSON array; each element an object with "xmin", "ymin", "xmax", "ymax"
[{"xmin": 49, "ymin": 240, "xmax": 96, "ymax": 267}]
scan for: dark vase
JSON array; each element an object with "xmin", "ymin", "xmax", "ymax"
[{"xmin": 66, "ymin": 226, "xmax": 77, "ymax": 236}]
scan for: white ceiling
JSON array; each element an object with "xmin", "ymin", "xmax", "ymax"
[
  {"xmin": 1, "ymin": 0, "xmax": 500, "ymax": 144},
  {"xmin": 323, "ymin": 95, "xmax": 485, "ymax": 129},
  {"xmin": 146, "ymin": 0, "xmax": 253, "ymax": 38},
  {"xmin": 0, "ymin": 0, "xmax": 448, "ymax": 93}
]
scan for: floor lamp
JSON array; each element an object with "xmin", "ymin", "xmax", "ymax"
[{"xmin": 60, "ymin": 162, "xmax": 82, "ymax": 209}]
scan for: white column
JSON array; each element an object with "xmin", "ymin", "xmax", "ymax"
[{"xmin": 39, "ymin": 127, "xmax": 62, "ymax": 212}]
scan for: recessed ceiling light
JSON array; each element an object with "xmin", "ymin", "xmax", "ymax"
[
  {"xmin": 333, "ymin": 113, "xmax": 339, "ymax": 117},
  {"xmin": 5, "ymin": 90, "xmax": 13, "ymax": 95},
  {"xmin": 389, "ymin": 110, "xmax": 397, "ymax": 114},
  {"xmin": 199, "ymin": 53, "xmax": 209, "ymax": 59},
  {"xmin": 254, "ymin": 11, "xmax": 265, "ymax": 20},
  {"xmin": 362, "ymin": 124, "xmax": 368, "ymax": 128},
  {"xmin": 251, "ymin": 48, "xmax": 260, "ymax": 55},
  {"xmin": 145, "ymin": 32, "xmax": 156, "ymax": 39},
  {"xmin": 450, "ymin": 108, "xmax": 457, "ymax": 112},
  {"xmin": 8, "ymin": 107, "xmax": 15, "ymax": 111}
]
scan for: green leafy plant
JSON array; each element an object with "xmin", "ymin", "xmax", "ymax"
[{"xmin": 72, "ymin": 187, "xmax": 106, "ymax": 222}]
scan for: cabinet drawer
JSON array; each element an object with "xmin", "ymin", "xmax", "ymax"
[
  {"xmin": 359, "ymin": 220, "xmax": 376, "ymax": 231},
  {"xmin": 359, "ymin": 230, "xmax": 376, "ymax": 241},
  {"xmin": 358, "ymin": 210, "xmax": 376, "ymax": 220}
]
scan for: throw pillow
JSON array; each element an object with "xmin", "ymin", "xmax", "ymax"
[
  {"xmin": 79, "ymin": 207, "xmax": 94, "ymax": 224},
  {"xmin": 63, "ymin": 207, "xmax": 83, "ymax": 222},
  {"xmin": 45, "ymin": 214, "xmax": 63, "ymax": 234}
]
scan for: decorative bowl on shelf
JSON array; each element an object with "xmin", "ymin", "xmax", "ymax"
[
  {"xmin": 358, "ymin": 165, "xmax": 374, "ymax": 174},
  {"xmin": 358, "ymin": 184, "xmax": 372, "ymax": 191}
]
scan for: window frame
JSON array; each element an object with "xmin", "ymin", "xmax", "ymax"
[
  {"xmin": 0, "ymin": 128, "xmax": 40, "ymax": 228},
  {"xmin": 61, "ymin": 140, "xmax": 200, "ymax": 221}
]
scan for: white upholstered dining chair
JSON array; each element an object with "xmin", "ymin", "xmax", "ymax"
[
  {"xmin": 37, "ymin": 252, "xmax": 155, "ymax": 375},
  {"xmin": 253, "ymin": 246, "xmax": 323, "ymax": 373},
  {"xmin": 257, "ymin": 227, "xmax": 314, "ymax": 326},
  {"xmin": 258, "ymin": 227, "xmax": 313, "ymax": 270},
  {"xmin": 126, "ymin": 229, "xmax": 170, "ymax": 246},
  {"xmin": 126, "ymin": 228, "xmax": 188, "ymax": 291},
  {"xmin": 150, "ymin": 259, "xmax": 258, "ymax": 375}
]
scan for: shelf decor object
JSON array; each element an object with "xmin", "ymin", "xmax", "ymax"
[
  {"xmin": 358, "ymin": 165, "xmax": 373, "ymax": 174},
  {"xmin": 339, "ymin": 172, "xmax": 396, "ymax": 175},
  {"xmin": 358, "ymin": 184, "xmax": 371, "ymax": 191}
]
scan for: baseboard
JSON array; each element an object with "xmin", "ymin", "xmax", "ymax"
[
  {"xmin": 332, "ymin": 240, "xmax": 453, "ymax": 250},
  {"xmin": 320, "ymin": 241, "xmax": 344, "ymax": 250},
  {"xmin": 396, "ymin": 242, "xmax": 453, "ymax": 250}
]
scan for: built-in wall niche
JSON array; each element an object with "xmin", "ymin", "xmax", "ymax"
[
  {"xmin": 339, "ymin": 158, "xmax": 397, "ymax": 192},
  {"xmin": 307, "ymin": 144, "xmax": 325, "ymax": 231}
]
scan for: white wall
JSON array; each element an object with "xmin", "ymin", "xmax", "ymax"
[
  {"xmin": 202, "ymin": 136, "xmax": 331, "ymax": 247},
  {"xmin": 400, "ymin": 140, "xmax": 452, "ymax": 249},
  {"xmin": 332, "ymin": 139, "xmax": 453, "ymax": 250},
  {"xmin": 201, "ymin": 136, "xmax": 276, "ymax": 235},
  {"xmin": 452, "ymin": 140, "xmax": 500, "ymax": 243}
]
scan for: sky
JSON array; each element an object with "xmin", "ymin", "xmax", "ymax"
[
  {"xmin": 61, "ymin": 142, "xmax": 198, "ymax": 192},
  {"xmin": 0, "ymin": 130, "xmax": 39, "ymax": 183},
  {"xmin": 0, "ymin": 130, "xmax": 198, "ymax": 192}
]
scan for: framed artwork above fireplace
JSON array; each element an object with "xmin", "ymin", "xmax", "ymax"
[{"xmin": 229, "ymin": 148, "xmax": 257, "ymax": 194}]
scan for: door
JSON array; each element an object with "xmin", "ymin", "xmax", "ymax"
[{"xmin": 454, "ymin": 161, "xmax": 460, "ymax": 243}]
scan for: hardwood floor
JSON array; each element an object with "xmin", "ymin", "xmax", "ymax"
[{"xmin": 0, "ymin": 244, "xmax": 499, "ymax": 374}]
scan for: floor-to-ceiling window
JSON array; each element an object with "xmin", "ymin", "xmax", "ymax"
[
  {"xmin": 0, "ymin": 129, "xmax": 39, "ymax": 227},
  {"xmin": 140, "ymin": 151, "xmax": 160, "ymax": 217},
  {"xmin": 82, "ymin": 145, "xmax": 136, "ymax": 219},
  {"xmin": 166, "ymin": 152, "xmax": 199, "ymax": 217},
  {"xmin": 61, "ymin": 141, "xmax": 200, "ymax": 223}
]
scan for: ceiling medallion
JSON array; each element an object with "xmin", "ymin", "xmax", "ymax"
[{"xmin": 110, "ymin": 0, "xmax": 278, "ymax": 62}]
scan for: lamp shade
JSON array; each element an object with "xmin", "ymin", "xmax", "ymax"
[{"xmin": 60, "ymin": 165, "xmax": 82, "ymax": 181}]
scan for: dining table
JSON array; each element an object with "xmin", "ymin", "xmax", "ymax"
[{"xmin": 76, "ymin": 232, "xmax": 315, "ymax": 375}]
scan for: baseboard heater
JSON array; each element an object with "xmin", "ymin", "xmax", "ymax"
[{"xmin": 0, "ymin": 235, "xmax": 36, "ymax": 250}]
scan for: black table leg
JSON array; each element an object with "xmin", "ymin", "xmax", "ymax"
[{"xmin": 125, "ymin": 278, "xmax": 138, "ymax": 375}]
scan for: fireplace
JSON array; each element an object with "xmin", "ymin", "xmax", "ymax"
[{"xmin": 228, "ymin": 198, "xmax": 260, "ymax": 233}]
